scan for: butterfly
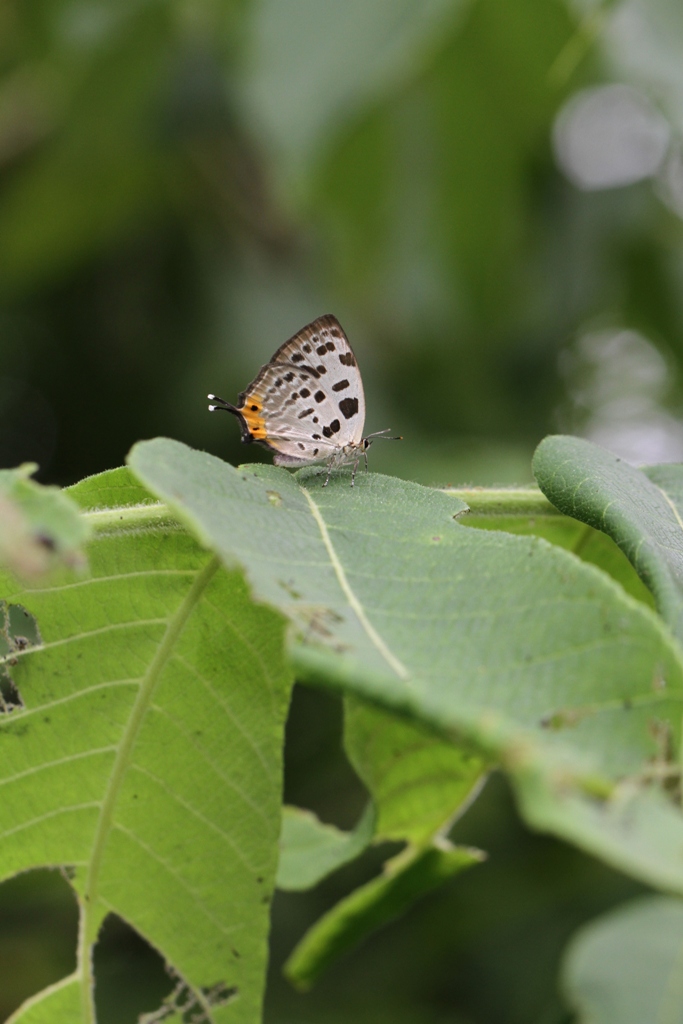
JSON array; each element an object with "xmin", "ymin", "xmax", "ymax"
[{"xmin": 208, "ymin": 314, "xmax": 400, "ymax": 486}]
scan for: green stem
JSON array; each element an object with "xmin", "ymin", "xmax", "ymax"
[
  {"xmin": 444, "ymin": 487, "xmax": 559, "ymax": 517},
  {"xmin": 82, "ymin": 489, "xmax": 567, "ymax": 531},
  {"xmin": 83, "ymin": 503, "xmax": 174, "ymax": 533},
  {"xmin": 571, "ymin": 522, "xmax": 595, "ymax": 558},
  {"xmin": 80, "ymin": 554, "xmax": 221, "ymax": 1022}
]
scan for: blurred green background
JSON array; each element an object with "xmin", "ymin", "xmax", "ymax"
[{"xmin": 1, "ymin": 0, "xmax": 682, "ymax": 1019}]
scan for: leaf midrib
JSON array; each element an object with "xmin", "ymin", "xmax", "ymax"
[
  {"xmin": 79, "ymin": 553, "xmax": 220, "ymax": 1022},
  {"xmin": 302, "ymin": 488, "xmax": 410, "ymax": 681}
]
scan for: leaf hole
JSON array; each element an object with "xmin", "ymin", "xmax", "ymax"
[
  {"xmin": 0, "ymin": 868, "xmax": 78, "ymax": 1019},
  {"xmin": 0, "ymin": 602, "xmax": 41, "ymax": 713},
  {"xmin": 138, "ymin": 968, "xmax": 238, "ymax": 1023},
  {"xmin": 94, "ymin": 913, "xmax": 172, "ymax": 1023}
]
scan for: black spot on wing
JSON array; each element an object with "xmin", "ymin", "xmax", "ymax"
[
  {"xmin": 322, "ymin": 425, "xmax": 332, "ymax": 438},
  {"xmin": 298, "ymin": 364, "xmax": 319, "ymax": 379},
  {"xmin": 284, "ymin": 372, "xmax": 295, "ymax": 382},
  {"xmin": 316, "ymin": 345, "xmax": 327, "ymax": 356},
  {"xmin": 329, "ymin": 419, "xmax": 340, "ymax": 434},
  {"xmin": 302, "ymin": 343, "xmax": 311, "ymax": 353},
  {"xmin": 300, "ymin": 388, "xmax": 310, "ymax": 398},
  {"xmin": 291, "ymin": 352, "xmax": 304, "ymax": 363},
  {"xmin": 314, "ymin": 390, "xmax": 325, "ymax": 403},
  {"xmin": 298, "ymin": 408, "xmax": 314, "ymax": 419},
  {"xmin": 326, "ymin": 341, "xmax": 335, "ymax": 351},
  {"xmin": 332, "ymin": 379, "xmax": 349, "ymax": 392},
  {"xmin": 339, "ymin": 352, "xmax": 355, "ymax": 366},
  {"xmin": 316, "ymin": 365, "xmax": 327, "ymax": 374},
  {"xmin": 339, "ymin": 397, "xmax": 359, "ymax": 419}
]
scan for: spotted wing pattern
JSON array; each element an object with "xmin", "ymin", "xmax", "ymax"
[{"xmin": 229, "ymin": 315, "xmax": 365, "ymax": 466}]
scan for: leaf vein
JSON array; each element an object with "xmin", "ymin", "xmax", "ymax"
[
  {"xmin": 301, "ymin": 489, "xmax": 410, "ymax": 680},
  {"xmin": 104, "ymin": 827, "xmax": 244, "ymax": 939},
  {"xmin": 129, "ymin": 763, "xmax": 267, "ymax": 870},
  {"xmin": 0, "ymin": 745, "xmax": 117, "ymax": 789}
]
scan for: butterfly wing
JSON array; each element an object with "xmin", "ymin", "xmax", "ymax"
[{"xmin": 232, "ymin": 315, "xmax": 366, "ymax": 464}]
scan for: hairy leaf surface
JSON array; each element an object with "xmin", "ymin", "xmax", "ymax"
[{"xmin": 455, "ymin": 486, "xmax": 655, "ymax": 607}]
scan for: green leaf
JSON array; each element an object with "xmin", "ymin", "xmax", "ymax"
[
  {"xmin": 283, "ymin": 840, "xmax": 484, "ymax": 991},
  {"xmin": 454, "ymin": 486, "xmax": 655, "ymax": 608},
  {"xmin": 513, "ymin": 764, "xmax": 683, "ymax": 896},
  {"xmin": 65, "ymin": 464, "xmax": 162, "ymax": 510},
  {"xmin": 127, "ymin": 440, "xmax": 683, "ymax": 896},
  {"xmin": 533, "ymin": 435, "xmax": 683, "ymax": 641},
  {"xmin": 0, "ymin": 464, "xmax": 89, "ymax": 580},
  {"xmin": 344, "ymin": 699, "xmax": 486, "ymax": 845},
  {"xmin": 276, "ymin": 803, "xmax": 376, "ymax": 892},
  {"xmin": 1, "ymin": 466, "xmax": 292, "ymax": 1023},
  {"xmin": 562, "ymin": 895, "xmax": 683, "ymax": 1024}
]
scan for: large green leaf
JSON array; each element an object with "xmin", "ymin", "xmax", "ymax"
[
  {"xmin": 533, "ymin": 435, "xmax": 683, "ymax": 641},
  {"xmin": 562, "ymin": 895, "xmax": 683, "ymax": 1024},
  {"xmin": 128, "ymin": 439, "xmax": 683, "ymax": 894},
  {"xmin": 0, "ymin": 466, "xmax": 292, "ymax": 1023}
]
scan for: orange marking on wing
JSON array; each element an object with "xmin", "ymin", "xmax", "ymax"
[{"xmin": 240, "ymin": 394, "xmax": 267, "ymax": 439}]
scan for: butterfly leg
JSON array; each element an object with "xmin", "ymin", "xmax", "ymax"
[
  {"xmin": 351, "ymin": 456, "xmax": 361, "ymax": 486},
  {"xmin": 323, "ymin": 460, "xmax": 335, "ymax": 487}
]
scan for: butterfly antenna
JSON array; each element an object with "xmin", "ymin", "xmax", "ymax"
[
  {"xmin": 364, "ymin": 429, "xmax": 403, "ymax": 443},
  {"xmin": 207, "ymin": 393, "xmax": 238, "ymax": 415}
]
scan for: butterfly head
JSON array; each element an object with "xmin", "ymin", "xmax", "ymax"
[{"xmin": 361, "ymin": 429, "xmax": 403, "ymax": 451}]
